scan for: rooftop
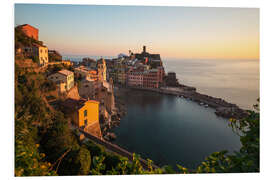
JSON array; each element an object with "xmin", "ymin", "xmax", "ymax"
[
  {"xmin": 61, "ymin": 98, "xmax": 86, "ymax": 111},
  {"xmin": 58, "ymin": 69, "xmax": 73, "ymax": 76},
  {"xmin": 18, "ymin": 24, "xmax": 39, "ymax": 31},
  {"xmin": 61, "ymin": 98, "xmax": 100, "ymax": 111}
]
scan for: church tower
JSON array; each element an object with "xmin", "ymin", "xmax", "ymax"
[{"xmin": 97, "ymin": 58, "xmax": 107, "ymax": 82}]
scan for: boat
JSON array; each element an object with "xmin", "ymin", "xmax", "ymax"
[{"xmin": 204, "ymin": 104, "xmax": 209, "ymax": 108}]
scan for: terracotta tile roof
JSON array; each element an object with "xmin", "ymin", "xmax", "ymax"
[{"xmin": 18, "ymin": 24, "xmax": 39, "ymax": 31}]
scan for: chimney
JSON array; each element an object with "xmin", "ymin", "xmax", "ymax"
[{"xmin": 143, "ymin": 46, "xmax": 146, "ymax": 53}]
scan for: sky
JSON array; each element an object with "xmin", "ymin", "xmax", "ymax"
[{"xmin": 15, "ymin": 4, "xmax": 259, "ymax": 60}]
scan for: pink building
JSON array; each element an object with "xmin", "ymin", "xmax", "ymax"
[
  {"xmin": 127, "ymin": 66, "xmax": 165, "ymax": 88},
  {"xmin": 127, "ymin": 72, "xmax": 144, "ymax": 87}
]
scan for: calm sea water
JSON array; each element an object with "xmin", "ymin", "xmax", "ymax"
[
  {"xmin": 112, "ymin": 90, "xmax": 241, "ymax": 169},
  {"xmin": 163, "ymin": 59, "xmax": 260, "ymax": 110}
]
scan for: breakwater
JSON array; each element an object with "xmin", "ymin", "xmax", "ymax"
[{"xmin": 128, "ymin": 85, "xmax": 248, "ymax": 120}]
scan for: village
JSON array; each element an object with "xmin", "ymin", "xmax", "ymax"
[{"xmin": 15, "ymin": 24, "xmax": 248, "ymax": 143}]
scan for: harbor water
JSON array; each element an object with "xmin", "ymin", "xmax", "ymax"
[{"xmin": 112, "ymin": 90, "xmax": 242, "ymax": 169}]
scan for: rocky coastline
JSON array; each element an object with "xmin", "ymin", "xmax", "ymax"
[{"xmin": 101, "ymin": 86, "xmax": 128, "ymax": 141}]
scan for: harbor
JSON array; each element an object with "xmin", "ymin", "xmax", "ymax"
[{"xmin": 127, "ymin": 85, "xmax": 249, "ymax": 120}]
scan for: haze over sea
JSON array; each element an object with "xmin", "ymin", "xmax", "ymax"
[
  {"xmin": 64, "ymin": 55, "xmax": 259, "ymax": 110},
  {"xmin": 163, "ymin": 59, "xmax": 259, "ymax": 110}
]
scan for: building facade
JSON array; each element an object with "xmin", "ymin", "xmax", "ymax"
[
  {"xmin": 127, "ymin": 69, "xmax": 144, "ymax": 87},
  {"xmin": 23, "ymin": 44, "xmax": 49, "ymax": 66},
  {"xmin": 48, "ymin": 69, "xmax": 74, "ymax": 92},
  {"xmin": 74, "ymin": 66, "xmax": 98, "ymax": 81},
  {"xmin": 18, "ymin": 24, "xmax": 39, "ymax": 40},
  {"xmin": 79, "ymin": 78, "xmax": 101, "ymax": 100},
  {"xmin": 61, "ymin": 98, "xmax": 102, "ymax": 138},
  {"xmin": 127, "ymin": 66, "xmax": 164, "ymax": 89}
]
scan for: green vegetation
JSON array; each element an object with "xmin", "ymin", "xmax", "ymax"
[{"xmin": 46, "ymin": 64, "xmax": 74, "ymax": 74}]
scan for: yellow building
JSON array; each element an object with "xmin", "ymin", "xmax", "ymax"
[
  {"xmin": 61, "ymin": 98, "xmax": 102, "ymax": 138},
  {"xmin": 38, "ymin": 45, "xmax": 49, "ymax": 66},
  {"xmin": 23, "ymin": 43, "xmax": 49, "ymax": 66}
]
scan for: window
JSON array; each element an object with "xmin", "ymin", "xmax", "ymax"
[
  {"xmin": 84, "ymin": 119, "xmax": 88, "ymax": 126},
  {"xmin": 84, "ymin": 110, "xmax": 87, "ymax": 117}
]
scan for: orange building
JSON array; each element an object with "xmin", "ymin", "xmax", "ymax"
[
  {"xmin": 18, "ymin": 24, "xmax": 39, "ymax": 40},
  {"xmin": 61, "ymin": 98, "xmax": 102, "ymax": 138}
]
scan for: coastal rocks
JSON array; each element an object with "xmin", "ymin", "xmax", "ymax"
[
  {"xmin": 215, "ymin": 107, "xmax": 249, "ymax": 119},
  {"xmin": 99, "ymin": 86, "xmax": 128, "ymax": 140}
]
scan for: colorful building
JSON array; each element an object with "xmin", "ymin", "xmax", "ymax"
[
  {"xmin": 74, "ymin": 66, "xmax": 98, "ymax": 81},
  {"xmin": 127, "ymin": 66, "xmax": 165, "ymax": 89},
  {"xmin": 127, "ymin": 68, "xmax": 144, "ymax": 87},
  {"xmin": 23, "ymin": 43, "xmax": 49, "ymax": 66},
  {"xmin": 117, "ymin": 69, "xmax": 127, "ymax": 85},
  {"xmin": 17, "ymin": 24, "xmax": 39, "ymax": 40},
  {"xmin": 61, "ymin": 98, "xmax": 102, "ymax": 138},
  {"xmin": 48, "ymin": 69, "xmax": 74, "ymax": 92}
]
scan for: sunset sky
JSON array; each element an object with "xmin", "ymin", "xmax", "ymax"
[{"xmin": 15, "ymin": 4, "xmax": 259, "ymax": 60}]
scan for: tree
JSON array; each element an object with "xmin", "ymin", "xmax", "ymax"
[
  {"xmin": 15, "ymin": 111, "xmax": 57, "ymax": 176},
  {"xmin": 75, "ymin": 146, "xmax": 91, "ymax": 175}
]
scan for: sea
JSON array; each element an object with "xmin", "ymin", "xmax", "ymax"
[
  {"xmin": 64, "ymin": 55, "xmax": 259, "ymax": 169},
  {"xmin": 162, "ymin": 59, "xmax": 260, "ymax": 110}
]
